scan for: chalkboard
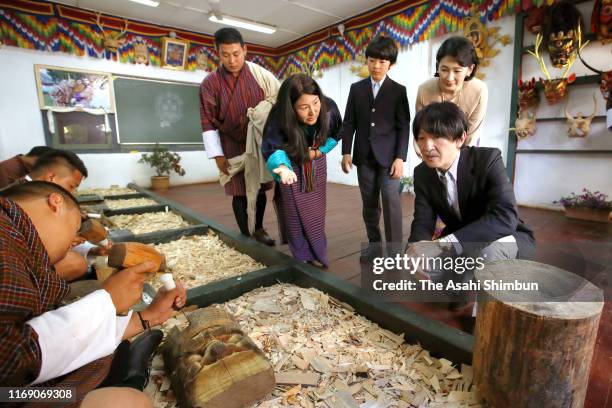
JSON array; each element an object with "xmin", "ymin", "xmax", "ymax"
[{"xmin": 113, "ymin": 76, "xmax": 202, "ymax": 145}]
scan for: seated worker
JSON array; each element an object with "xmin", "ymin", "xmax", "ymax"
[
  {"xmin": 21, "ymin": 149, "xmax": 88, "ymax": 194},
  {"xmin": 18, "ymin": 149, "xmax": 104, "ymax": 281},
  {"xmin": 0, "ymin": 181, "xmax": 186, "ymax": 406},
  {"xmin": 0, "ymin": 146, "xmax": 56, "ymax": 189},
  {"xmin": 407, "ymin": 102, "xmax": 535, "ymax": 285}
]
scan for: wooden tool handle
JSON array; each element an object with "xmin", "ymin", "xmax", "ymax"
[
  {"xmin": 107, "ymin": 242, "xmax": 166, "ymax": 272},
  {"xmin": 78, "ymin": 219, "xmax": 108, "ymax": 244}
]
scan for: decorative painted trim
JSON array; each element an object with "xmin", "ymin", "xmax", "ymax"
[{"xmin": 0, "ymin": 0, "xmax": 523, "ymax": 77}]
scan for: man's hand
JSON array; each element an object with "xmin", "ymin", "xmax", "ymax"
[
  {"xmin": 389, "ymin": 158, "xmax": 403, "ymax": 179},
  {"xmin": 341, "ymin": 154, "xmax": 353, "ymax": 174},
  {"xmin": 214, "ymin": 156, "xmax": 230, "ymax": 175},
  {"xmin": 405, "ymin": 239, "xmax": 457, "ymax": 277},
  {"xmin": 140, "ymin": 280, "xmax": 187, "ymax": 326},
  {"xmin": 273, "ymin": 166, "xmax": 297, "ymax": 185},
  {"xmin": 101, "ymin": 262, "xmax": 156, "ymax": 314},
  {"xmin": 89, "ymin": 239, "xmax": 113, "ymax": 257}
]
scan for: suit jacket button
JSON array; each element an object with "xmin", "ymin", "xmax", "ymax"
[
  {"xmin": 371, "ymin": 122, "xmax": 375, "ymax": 127},
  {"xmin": 371, "ymin": 108, "xmax": 375, "ymax": 112}
]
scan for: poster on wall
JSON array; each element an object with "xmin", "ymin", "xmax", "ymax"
[
  {"xmin": 161, "ymin": 37, "xmax": 188, "ymax": 70},
  {"xmin": 34, "ymin": 65, "xmax": 114, "ymax": 111}
]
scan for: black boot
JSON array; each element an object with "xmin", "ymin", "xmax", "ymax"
[
  {"xmin": 121, "ymin": 329, "xmax": 164, "ymax": 391},
  {"xmin": 232, "ymin": 196, "xmax": 250, "ymax": 236}
]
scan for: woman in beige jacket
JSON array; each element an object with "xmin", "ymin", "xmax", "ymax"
[{"xmin": 416, "ymin": 36, "xmax": 488, "ymax": 146}]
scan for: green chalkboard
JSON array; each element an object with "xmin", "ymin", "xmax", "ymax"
[{"xmin": 113, "ymin": 76, "xmax": 202, "ymax": 145}]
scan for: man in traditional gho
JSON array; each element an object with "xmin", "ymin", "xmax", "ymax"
[{"xmin": 199, "ymin": 27, "xmax": 278, "ymax": 245}]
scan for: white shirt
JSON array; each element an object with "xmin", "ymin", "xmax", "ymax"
[
  {"xmin": 436, "ymin": 151, "xmax": 461, "ymax": 221},
  {"xmin": 27, "ymin": 290, "xmax": 131, "ymax": 384},
  {"xmin": 202, "ymin": 129, "xmax": 223, "ymax": 159},
  {"xmin": 437, "ymin": 152, "xmax": 463, "ymax": 253},
  {"xmin": 437, "ymin": 151, "xmax": 516, "ymax": 254},
  {"xmin": 371, "ymin": 76, "xmax": 386, "ymax": 99},
  {"xmin": 73, "ymin": 241, "xmax": 97, "ymax": 260}
]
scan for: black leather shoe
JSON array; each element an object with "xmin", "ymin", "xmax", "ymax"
[
  {"xmin": 359, "ymin": 244, "xmax": 383, "ymax": 263},
  {"xmin": 123, "ymin": 329, "xmax": 164, "ymax": 390},
  {"xmin": 253, "ymin": 228, "xmax": 275, "ymax": 246}
]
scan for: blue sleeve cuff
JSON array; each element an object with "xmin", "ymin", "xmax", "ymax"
[
  {"xmin": 267, "ymin": 150, "xmax": 293, "ymax": 182},
  {"xmin": 319, "ymin": 137, "xmax": 338, "ymax": 154}
]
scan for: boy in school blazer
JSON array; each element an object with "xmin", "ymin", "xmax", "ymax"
[{"xmin": 340, "ymin": 35, "xmax": 411, "ymax": 260}]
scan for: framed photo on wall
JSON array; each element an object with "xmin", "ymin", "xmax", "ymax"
[
  {"xmin": 34, "ymin": 65, "xmax": 114, "ymax": 111},
  {"xmin": 161, "ymin": 37, "xmax": 189, "ymax": 70}
]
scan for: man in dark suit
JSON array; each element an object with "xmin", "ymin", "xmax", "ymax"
[
  {"xmin": 340, "ymin": 36, "xmax": 411, "ymax": 260},
  {"xmin": 408, "ymin": 102, "xmax": 535, "ymax": 283}
]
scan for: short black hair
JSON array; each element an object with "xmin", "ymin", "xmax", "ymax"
[
  {"xmin": 25, "ymin": 146, "xmax": 56, "ymax": 157},
  {"xmin": 214, "ymin": 27, "xmax": 244, "ymax": 49},
  {"xmin": 31, "ymin": 150, "xmax": 88, "ymax": 178},
  {"xmin": 435, "ymin": 36, "xmax": 479, "ymax": 81},
  {"xmin": 412, "ymin": 102, "xmax": 468, "ymax": 141},
  {"xmin": 0, "ymin": 180, "xmax": 80, "ymax": 210},
  {"xmin": 365, "ymin": 35, "xmax": 398, "ymax": 65}
]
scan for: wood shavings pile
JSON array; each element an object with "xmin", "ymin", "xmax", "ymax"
[
  {"xmin": 145, "ymin": 284, "xmax": 481, "ymax": 408},
  {"xmin": 105, "ymin": 197, "xmax": 159, "ymax": 210},
  {"xmin": 107, "ymin": 212, "xmax": 189, "ymax": 234},
  {"xmin": 151, "ymin": 233, "xmax": 266, "ymax": 290},
  {"xmin": 78, "ymin": 186, "xmax": 138, "ymax": 196}
]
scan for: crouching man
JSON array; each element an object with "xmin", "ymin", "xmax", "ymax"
[
  {"xmin": 0, "ymin": 181, "xmax": 186, "ymax": 407},
  {"xmin": 406, "ymin": 102, "xmax": 535, "ymax": 298}
]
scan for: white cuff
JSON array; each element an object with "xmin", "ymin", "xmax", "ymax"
[
  {"xmin": 72, "ymin": 241, "xmax": 97, "ymax": 258},
  {"xmin": 203, "ymin": 130, "xmax": 223, "ymax": 159},
  {"xmin": 27, "ymin": 290, "xmax": 131, "ymax": 384},
  {"xmin": 440, "ymin": 234, "xmax": 463, "ymax": 255}
]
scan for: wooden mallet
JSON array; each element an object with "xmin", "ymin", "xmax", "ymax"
[
  {"xmin": 79, "ymin": 218, "xmax": 109, "ymax": 245},
  {"xmin": 107, "ymin": 243, "xmax": 176, "ymax": 290},
  {"xmin": 107, "ymin": 242, "xmax": 166, "ymax": 273}
]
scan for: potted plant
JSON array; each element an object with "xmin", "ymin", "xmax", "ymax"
[
  {"xmin": 138, "ymin": 145, "xmax": 186, "ymax": 191},
  {"xmin": 399, "ymin": 176, "xmax": 414, "ymax": 194},
  {"xmin": 555, "ymin": 189, "xmax": 612, "ymax": 223}
]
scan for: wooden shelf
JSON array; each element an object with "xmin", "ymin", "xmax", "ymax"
[
  {"xmin": 529, "ymin": 74, "xmax": 600, "ymax": 90},
  {"xmin": 507, "ymin": 0, "xmax": 605, "ymax": 181},
  {"xmin": 535, "ymin": 115, "xmax": 606, "ymax": 123}
]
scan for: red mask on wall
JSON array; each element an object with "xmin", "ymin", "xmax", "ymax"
[
  {"xmin": 591, "ymin": 0, "xmax": 612, "ymax": 41},
  {"xmin": 518, "ymin": 78, "xmax": 540, "ymax": 110},
  {"xmin": 525, "ymin": 6, "xmax": 549, "ymax": 35}
]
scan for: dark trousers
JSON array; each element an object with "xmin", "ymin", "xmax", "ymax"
[
  {"xmin": 357, "ymin": 161, "xmax": 402, "ymax": 244},
  {"xmin": 232, "ymin": 190, "xmax": 267, "ymax": 235}
]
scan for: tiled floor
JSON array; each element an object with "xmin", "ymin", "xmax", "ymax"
[{"xmin": 158, "ymin": 182, "xmax": 611, "ymax": 407}]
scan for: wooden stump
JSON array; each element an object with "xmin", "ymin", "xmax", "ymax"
[
  {"xmin": 163, "ymin": 306, "xmax": 275, "ymax": 408},
  {"xmin": 473, "ymin": 260, "xmax": 603, "ymax": 408}
]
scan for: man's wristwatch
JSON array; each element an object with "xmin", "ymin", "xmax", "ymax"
[{"xmin": 137, "ymin": 311, "xmax": 151, "ymax": 331}]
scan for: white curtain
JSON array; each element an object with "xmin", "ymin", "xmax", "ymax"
[{"xmin": 46, "ymin": 107, "xmax": 111, "ymax": 135}]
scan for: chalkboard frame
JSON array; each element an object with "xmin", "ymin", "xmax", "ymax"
[{"xmin": 112, "ymin": 75, "xmax": 204, "ymax": 146}]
